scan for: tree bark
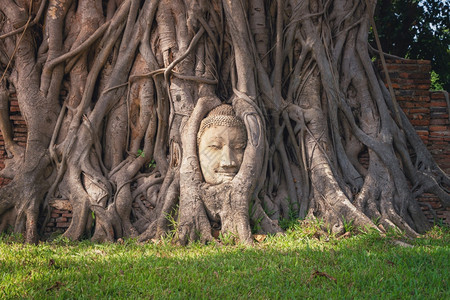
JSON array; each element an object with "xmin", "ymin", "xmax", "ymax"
[{"xmin": 0, "ymin": 0, "xmax": 447, "ymax": 244}]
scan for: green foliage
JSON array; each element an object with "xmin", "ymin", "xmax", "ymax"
[
  {"xmin": 431, "ymin": 70, "xmax": 444, "ymax": 91},
  {"xmin": 137, "ymin": 149, "xmax": 145, "ymax": 157},
  {"xmin": 342, "ymin": 216, "xmax": 354, "ymax": 233},
  {"xmin": 164, "ymin": 205, "xmax": 179, "ymax": 241},
  {"xmin": 148, "ymin": 159, "xmax": 156, "ymax": 168},
  {"xmin": 0, "ymin": 232, "xmax": 24, "ymax": 244},
  {"xmin": 373, "ymin": 0, "xmax": 450, "ymax": 90},
  {"xmin": 218, "ymin": 232, "xmax": 238, "ymax": 246},
  {"xmin": 1, "ymin": 225, "xmax": 449, "ymax": 299},
  {"xmin": 250, "ymin": 216, "xmax": 263, "ymax": 234},
  {"xmin": 283, "ymin": 218, "xmax": 327, "ymax": 239},
  {"xmin": 49, "ymin": 235, "xmax": 74, "ymax": 246},
  {"xmin": 248, "ymin": 200, "xmax": 263, "ymax": 234},
  {"xmin": 278, "ymin": 199, "xmax": 299, "ymax": 230}
]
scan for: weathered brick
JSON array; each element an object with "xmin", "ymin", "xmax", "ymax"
[
  {"xmin": 388, "ymin": 72, "xmax": 400, "ymax": 78},
  {"xmin": 430, "ymin": 119, "xmax": 448, "ymax": 126},
  {"xmin": 401, "ymin": 102, "xmax": 427, "ymax": 108},
  {"xmin": 395, "ymin": 65, "xmax": 418, "ymax": 71},
  {"xmin": 431, "ymin": 93, "xmax": 445, "ymax": 100},
  {"xmin": 415, "ymin": 130, "xmax": 429, "ymax": 137},
  {"xmin": 415, "ymin": 96, "xmax": 430, "ymax": 102},
  {"xmin": 9, "ymin": 115, "xmax": 24, "ymax": 120},
  {"xmin": 429, "ymin": 101, "xmax": 447, "ymax": 107},
  {"xmin": 429, "ymin": 125, "xmax": 448, "ymax": 131},
  {"xmin": 417, "ymin": 84, "xmax": 431, "ymax": 90},
  {"xmin": 408, "ymin": 108, "xmax": 429, "ymax": 114},
  {"xmin": 412, "ymin": 79, "xmax": 432, "ymax": 84},
  {"xmin": 436, "ymin": 211, "xmax": 450, "ymax": 224},
  {"xmin": 418, "ymin": 64, "xmax": 432, "ymax": 72},
  {"xmin": 410, "ymin": 120, "xmax": 429, "ymax": 126},
  {"xmin": 385, "ymin": 64, "xmax": 402, "ymax": 71},
  {"xmin": 396, "ymin": 90, "xmax": 415, "ymax": 96},
  {"xmin": 396, "ymin": 96, "xmax": 411, "ymax": 101},
  {"xmin": 13, "ymin": 127, "xmax": 27, "ymax": 133},
  {"xmin": 408, "ymin": 73, "xmax": 430, "ymax": 80},
  {"xmin": 430, "ymin": 112, "xmax": 448, "ymax": 119}
]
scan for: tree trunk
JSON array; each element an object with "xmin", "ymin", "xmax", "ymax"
[{"xmin": 0, "ymin": 0, "xmax": 447, "ymax": 244}]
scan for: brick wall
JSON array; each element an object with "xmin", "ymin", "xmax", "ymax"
[
  {"xmin": 0, "ymin": 86, "xmax": 26, "ymax": 187},
  {"xmin": 43, "ymin": 200, "xmax": 73, "ymax": 234},
  {"xmin": 428, "ymin": 92, "xmax": 450, "ymax": 171},
  {"xmin": 0, "ymin": 88, "xmax": 73, "ymax": 234},
  {"xmin": 420, "ymin": 91, "xmax": 450, "ymax": 223},
  {"xmin": 0, "ymin": 59, "xmax": 449, "ymax": 233},
  {"xmin": 377, "ymin": 59, "xmax": 450, "ymax": 224}
]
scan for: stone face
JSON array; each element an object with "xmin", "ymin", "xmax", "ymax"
[
  {"xmin": 197, "ymin": 104, "xmax": 247, "ymax": 185},
  {"xmin": 198, "ymin": 125, "xmax": 246, "ymax": 185}
]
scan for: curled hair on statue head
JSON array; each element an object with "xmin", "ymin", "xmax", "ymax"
[{"xmin": 197, "ymin": 104, "xmax": 247, "ymax": 145}]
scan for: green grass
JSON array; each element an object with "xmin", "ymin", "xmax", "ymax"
[{"xmin": 1, "ymin": 225, "xmax": 449, "ymax": 299}]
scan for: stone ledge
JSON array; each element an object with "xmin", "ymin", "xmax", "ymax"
[{"xmin": 48, "ymin": 199, "xmax": 72, "ymax": 211}]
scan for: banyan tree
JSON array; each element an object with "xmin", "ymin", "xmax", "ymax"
[{"xmin": 0, "ymin": 0, "xmax": 448, "ymax": 244}]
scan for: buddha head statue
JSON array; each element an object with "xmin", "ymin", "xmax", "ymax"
[{"xmin": 197, "ymin": 104, "xmax": 247, "ymax": 185}]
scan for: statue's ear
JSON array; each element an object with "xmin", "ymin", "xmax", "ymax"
[
  {"xmin": 244, "ymin": 113, "xmax": 261, "ymax": 148},
  {"xmin": 231, "ymin": 97, "xmax": 266, "ymax": 192},
  {"xmin": 232, "ymin": 97, "xmax": 263, "ymax": 149}
]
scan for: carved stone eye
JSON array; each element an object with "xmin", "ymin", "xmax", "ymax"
[{"xmin": 209, "ymin": 144, "xmax": 222, "ymax": 150}]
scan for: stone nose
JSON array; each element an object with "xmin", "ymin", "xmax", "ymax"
[{"xmin": 220, "ymin": 145, "xmax": 237, "ymax": 167}]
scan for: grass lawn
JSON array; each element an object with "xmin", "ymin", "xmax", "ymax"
[{"xmin": 0, "ymin": 223, "xmax": 449, "ymax": 299}]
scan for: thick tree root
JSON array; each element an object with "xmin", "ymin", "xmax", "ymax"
[{"xmin": 0, "ymin": 0, "xmax": 447, "ymax": 244}]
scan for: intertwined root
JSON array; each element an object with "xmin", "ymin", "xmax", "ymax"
[{"xmin": 0, "ymin": 0, "xmax": 447, "ymax": 243}]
